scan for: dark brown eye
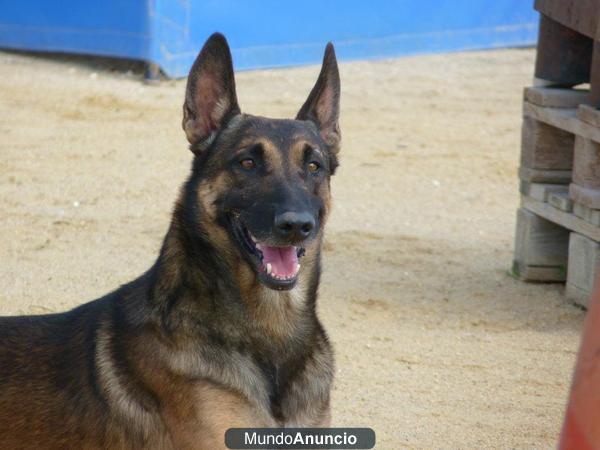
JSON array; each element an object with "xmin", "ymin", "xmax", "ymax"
[
  {"xmin": 240, "ymin": 158, "xmax": 255, "ymax": 170},
  {"xmin": 307, "ymin": 161, "xmax": 320, "ymax": 173}
]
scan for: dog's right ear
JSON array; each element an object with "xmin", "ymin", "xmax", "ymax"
[{"xmin": 182, "ymin": 33, "xmax": 240, "ymax": 153}]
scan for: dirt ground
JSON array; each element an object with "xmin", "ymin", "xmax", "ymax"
[{"xmin": 0, "ymin": 47, "xmax": 585, "ymax": 449}]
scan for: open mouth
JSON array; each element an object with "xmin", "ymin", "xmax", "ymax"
[{"xmin": 230, "ymin": 217, "xmax": 305, "ymax": 290}]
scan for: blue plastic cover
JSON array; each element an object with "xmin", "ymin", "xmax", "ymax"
[{"xmin": 0, "ymin": 1, "xmax": 538, "ymax": 77}]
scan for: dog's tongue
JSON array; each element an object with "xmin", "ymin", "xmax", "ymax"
[{"xmin": 261, "ymin": 245, "xmax": 298, "ymax": 277}]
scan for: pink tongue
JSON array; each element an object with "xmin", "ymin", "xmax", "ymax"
[{"xmin": 261, "ymin": 245, "xmax": 298, "ymax": 277}]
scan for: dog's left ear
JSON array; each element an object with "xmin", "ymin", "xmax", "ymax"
[
  {"xmin": 182, "ymin": 32, "xmax": 240, "ymax": 153},
  {"xmin": 296, "ymin": 43, "xmax": 341, "ymax": 154}
]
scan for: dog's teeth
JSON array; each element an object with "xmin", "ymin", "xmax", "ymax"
[
  {"xmin": 266, "ymin": 263, "xmax": 272, "ymax": 275},
  {"xmin": 296, "ymin": 264, "xmax": 301, "ymax": 273}
]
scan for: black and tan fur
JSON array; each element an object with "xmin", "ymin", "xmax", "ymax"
[{"xmin": 0, "ymin": 33, "xmax": 341, "ymax": 449}]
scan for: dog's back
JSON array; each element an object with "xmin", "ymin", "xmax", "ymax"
[
  {"xmin": 0, "ymin": 301, "xmax": 108, "ymax": 448},
  {"xmin": 0, "ymin": 286, "xmax": 177, "ymax": 449}
]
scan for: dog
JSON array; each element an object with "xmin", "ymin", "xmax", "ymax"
[{"xmin": 0, "ymin": 33, "xmax": 341, "ymax": 449}]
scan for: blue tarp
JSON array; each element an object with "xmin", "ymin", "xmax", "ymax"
[{"xmin": 0, "ymin": 1, "xmax": 538, "ymax": 77}]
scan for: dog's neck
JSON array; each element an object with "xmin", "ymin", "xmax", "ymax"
[{"xmin": 146, "ymin": 217, "xmax": 320, "ymax": 347}]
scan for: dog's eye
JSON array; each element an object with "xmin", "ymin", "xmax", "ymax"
[
  {"xmin": 240, "ymin": 158, "xmax": 255, "ymax": 170},
  {"xmin": 307, "ymin": 162, "xmax": 320, "ymax": 173}
]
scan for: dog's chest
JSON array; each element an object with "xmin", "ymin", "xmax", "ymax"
[
  {"xmin": 249, "ymin": 334, "xmax": 335, "ymax": 427},
  {"xmin": 163, "ymin": 333, "xmax": 333, "ymax": 425},
  {"xmin": 257, "ymin": 358, "xmax": 289, "ymax": 423}
]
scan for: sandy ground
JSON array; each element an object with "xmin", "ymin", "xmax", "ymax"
[{"xmin": 0, "ymin": 47, "xmax": 586, "ymax": 449}]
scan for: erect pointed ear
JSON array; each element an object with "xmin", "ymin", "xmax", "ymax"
[
  {"xmin": 182, "ymin": 33, "xmax": 240, "ymax": 153},
  {"xmin": 296, "ymin": 43, "xmax": 341, "ymax": 153}
]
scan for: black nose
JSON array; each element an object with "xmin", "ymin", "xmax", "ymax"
[{"xmin": 274, "ymin": 211, "xmax": 315, "ymax": 242}]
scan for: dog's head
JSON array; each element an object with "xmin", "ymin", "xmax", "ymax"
[{"xmin": 181, "ymin": 33, "xmax": 340, "ymax": 291}]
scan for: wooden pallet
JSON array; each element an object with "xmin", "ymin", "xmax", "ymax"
[
  {"xmin": 513, "ymin": 2, "xmax": 600, "ymax": 307},
  {"xmin": 515, "ymin": 86, "xmax": 600, "ymax": 307}
]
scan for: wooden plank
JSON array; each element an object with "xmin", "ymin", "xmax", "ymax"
[
  {"xmin": 524, "ymin": 86, "xmax": 590, "ymax": 108},
  {"xmin": 549, "ymin": 191, "xmax": 574, "ymax": 211},
  {"xmin": 513, "ymin": 207, "xmax": 569, "ymax": 281},
  {"xmin": 523, "ymin": 101, "xmax": 600, "ymax": 143},
  {"xmin": 520, "ymin": 116, "xmax": 574, "ymax": 170},
  {"xmin": 523, "ymin": 101, "xmax": 579, "ymax": 134},
  {"xmin": 521, "ymin": 195, "xmax": 600, "ymax": 242},
  {"xmin": 566, "ymin": 282, "xmax": 592, "ymax": 308},
  {"xmin": 573, "ymin": 116, "xmax": 600, "ymax": 143},
  {"xmin": 570, "ymin": 183, "xmax": 600, "ymax": 209},
  {"xmin": 513, "ymin": 264, "xmax": 568, "ymax": 282},
  {"xmin": 573, "ymin": 202, "xmax": 600, "ymax": 226},
  {"xmin": 535, "ymin": 0, "xmax": 600, "ymax": 39},
  {"xmin": 566, "ymin": 232, "xmax": 600, "ymax": 308},
  {"xmin": 591, "ymin": 40, "xmax": 600, "ymax": 108},
  {"xmin": 518, "ymin": 167, "xmax": 572, "ymax": 184},
  {"xmin": 529, "ymin": 183, "xmax": 569, "ymax": 202},
  {"xmin": 578, "ymin": 104, "xmax": 600, "ymax": 127},
  {"xmin": 534, "ymin": 13, "xmax": 593, "ymax": 85},
  {"xmin": 573, "ymin": 136, "xmax": 600, "ymax": 189}
]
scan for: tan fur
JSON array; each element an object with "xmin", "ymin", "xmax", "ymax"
[
  {"xmin": 261, "ymin": 138, "xmax": 285, "ymax": 171},
  {"xmin": 196, "ymin": 174, "xmax": 234, "ymax": 254},
  {"xmin": 160, "ymin": 383, "xmax": 275, "ymax": 450},
  {"xmin": 96, "ymin": 324, "xmax": 160, "ymax": 438}
]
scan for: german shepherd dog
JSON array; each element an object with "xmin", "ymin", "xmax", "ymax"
[{"xmin": 0, "ymin": 33, "xmax": 341, "ymax": 449}]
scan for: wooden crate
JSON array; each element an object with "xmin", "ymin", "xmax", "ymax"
[
  {"xmin": 516, "ymin": 86, "xmax": 600, "ymax": 304},
  {"xmin": 514, "ymin": 2, "xmax": 600, "ymax": 306}
]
